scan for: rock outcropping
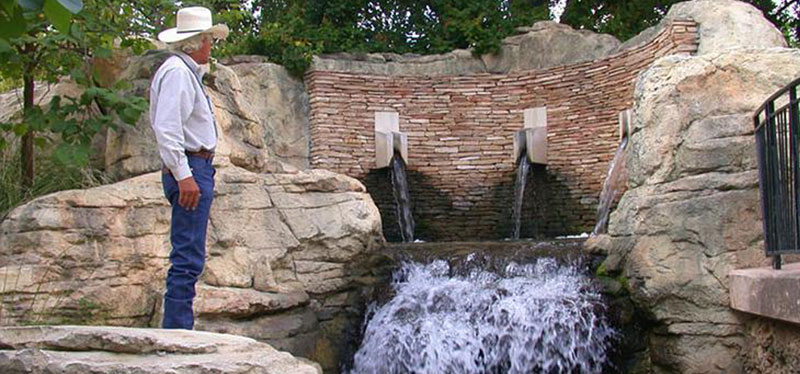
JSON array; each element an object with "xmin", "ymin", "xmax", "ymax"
[
  {"xmin": 0, "ymin": 325, "xmax": 322, "ymax": 374},
  {"xmin": 0, "ymin": 165, "xmax": 385, "ymax": 372},
  {"xmin": 103, "ymin": 52, "xmax": 309, "ymax": 180},
  {"xmin": 604, "ymin": 48, "xmax": 800, "ymax": 373}
]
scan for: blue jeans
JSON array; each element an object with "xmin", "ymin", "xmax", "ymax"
[{"xmin": 161, "ymin": 155, "xmax": 215, "ymax": 329}]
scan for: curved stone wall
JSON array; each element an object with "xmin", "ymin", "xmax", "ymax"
[{"xmin": 307, "ymin": 20, "xmax": 698, "ymax": 240}]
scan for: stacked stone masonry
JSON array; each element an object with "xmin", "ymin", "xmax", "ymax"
[{"xmin": 307, "ymin": 21, "xmax": 699, "ymax": 241}]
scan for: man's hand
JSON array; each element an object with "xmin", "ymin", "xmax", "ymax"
[{"xmin": 177, "ymin": 176, "xmax": 201, "ymax": 210}]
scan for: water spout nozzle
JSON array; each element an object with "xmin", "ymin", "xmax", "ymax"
[
  {"xmin": 375, "ymin": 112, "xmax": 409, "ymax": 168},
  {"xmin": 513, "ymin": 107, "xmax": 547, "ymax": 165}
]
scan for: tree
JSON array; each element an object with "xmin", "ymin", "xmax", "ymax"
[
  {"xmin": 0, "ymin": 0, "xmax": 147, "ymax": 187},
  {"xmin": 774, "ymin": 0, "xmax": 800, "ymax": 46},
  {"xmin": 244, "ymin": 0, "xmax": 556, "ymax": 76}
]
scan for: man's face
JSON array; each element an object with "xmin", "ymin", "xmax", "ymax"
[{"xmin": 193, "ymin": 36, "xmax": 213, "ymax": 64}]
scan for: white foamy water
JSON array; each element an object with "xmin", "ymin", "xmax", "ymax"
[{"xmin": 348, "ymin": 258, "xmax": 616, "ymax": 374}]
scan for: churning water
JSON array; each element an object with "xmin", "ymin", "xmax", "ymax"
[{"xmin": 348, "ymin": 257, "xmax": 616, "ymax": 374}]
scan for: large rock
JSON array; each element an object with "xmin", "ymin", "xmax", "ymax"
[
  {"xmin": 0, "ymin": 165, "xmax": 385, "ymax": 372},
  {"xmin": 0, "ymin": 325, "xmax": 321, "ymax": 374},
  {"xmin": 606, "ymin": 48, "xmax": 800, "ymax": 374},
  {"xmin": 103, "ymin": 50, "xmax": 309, "ymax": 180},
  {"xmin": 483, "ymin": 21, "xmax": 621, "ymax": 73},
  {"xmin": 311, "ymin": 21, "xmax": 621, "ymax": 76},
  {"xmin": 228, "ymin": 58, "xmax": 310, "ymax": 169},
  {"xmin": 620, "ymin": 0, "xmax": 787, "ymax": 55}
]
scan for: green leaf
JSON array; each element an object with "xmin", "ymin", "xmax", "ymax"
[
  {"xmin": 53, "ymin": 143, "xmax": 71, "ymax": 164},
  {"xmin": 94, "ymin": 46, "xmax": 111, "ymax": 58},
  {"xmin": 54, "ymin": 0, "xmax": 79, "ymax": 13},
  {"xmin": 17, "ymin": 0, "xmax": 43, "ymax": 11},
  {"xmin": 33, "ymin": 136, "xmax": 47, "ymax": 148},
  {"xmin": 51, "ymin": 119, "xmax": 66, "ymax": 132},
  {"xmin": 69, "ymin": 21, "xmax": 83, "ymax": 39},
  {"xmin": 0, "ymin": 38, "xmax": 11, "ymax": 53},
  {"xmin": 43, "ymin": 0, "xmax": 70, "ymax": 34},
  {"xmin": 1, "ymin": 0, "xmax": 15, "ymax": 13},
  {"xmin": 119, "ymin": 107, "xmax": 140, "ymax": 125},
  {"xmin": 112, "ymin": 80, "xmax": 131, "ymax": 91},
  {"xmin": 12, "ymin": 122, "xmax": 27, "ymax": 136},
  {"xmin": 0, "ymin": 5, "xmax": 25, "ymax": 39},
  {"xmin": 69, "ymin": 67, "xmax": 86, "ymax": 83}
]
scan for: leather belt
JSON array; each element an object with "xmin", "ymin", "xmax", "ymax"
[
  {"xmin": 162, "ymin": 150, "xmax": 215, "ymax": 174},
  {"xmin": 186, "ymin": 149, "xmax": 214, "ymax": 159}
]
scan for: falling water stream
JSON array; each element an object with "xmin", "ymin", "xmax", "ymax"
[
  {"xmin": 348, "ymin": 256, "xmax": 616, "ymax": 374},
  {"xmin": 593, "ymin": 136, "xmax": 629, "ymax": 236},
  {"xmin": 511, "ymin": 153, "xmax": 532, "ymax": 239},
  {"xmin": 391, "ymin": 154, "xmax": 415, "ymax": 242}
]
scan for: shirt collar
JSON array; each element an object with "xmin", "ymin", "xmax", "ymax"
[{"xmin": 174, "ymin": 51, "xmax": 205, "ymax": 79}]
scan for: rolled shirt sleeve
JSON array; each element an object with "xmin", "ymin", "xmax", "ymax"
[{"xmin": 150, "ymin": 67, "xmax": 196, "ymax": 181}]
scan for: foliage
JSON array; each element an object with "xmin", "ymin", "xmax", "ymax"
[
  {"xmin": 0, "ymin": 0, "xmax": 148, "ymax": 191},
  {"xmin": 0, "ymin": 143, "xmax": 110, "ymax": 220},
  {"xmin": 774, "ymin": 0, "xmax": 800, "ymax": 47}
]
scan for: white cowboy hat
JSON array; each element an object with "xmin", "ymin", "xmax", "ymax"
[{"xmin": 158, "ymin": 7, "xmax": 229, "ymax": 43}]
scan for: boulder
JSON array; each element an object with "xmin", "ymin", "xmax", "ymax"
[
  {"xmin": 620, "ymin": 0, "xmax": 787, "ymax": 55},
  {"xmin": 483, "ymin": 21, "xmax": 621, "ymax": 73},
  {"xmin": 0, "ymin": 165, "xmax": 385, "ymax": 372},
  {"xmin": 607, "ymin": 48, "xmax": 800, "ymax": 373},
  {"xmin": 0, "ymin": 325, "xmax": 321, "ymax": 374},
  {"xmin": 228, "ymin": 61, "xmax": 310, "ymax": 169}
]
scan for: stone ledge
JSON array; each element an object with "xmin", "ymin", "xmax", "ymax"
[{"xmin": 730, "ymin": 263, "xmax": 800, "ymax": 325}]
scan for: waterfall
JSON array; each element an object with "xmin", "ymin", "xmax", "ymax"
[
  {"xmin": 511, "ymin": 152, "xmax": 532, "ymax": 239},
  {"xmin": 593, "ymin": 136, "xmax": 629, "ymax": 236},
  {"xmin": 348, "ymin": 257, "xmax": 616, "ymax": 374},
  {"xmin": 391, "ymin": 154, "xmax": 415, "ymax": 242}
]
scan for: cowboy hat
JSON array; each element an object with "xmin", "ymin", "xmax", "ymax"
[{"xmin": 158, "ymin": 7, "xmax": 229, "ymax": 43}]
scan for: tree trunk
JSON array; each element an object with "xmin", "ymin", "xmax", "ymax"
[{"xmin": 22, "ymin": 71, "xmax": 34, "ymax": 188}]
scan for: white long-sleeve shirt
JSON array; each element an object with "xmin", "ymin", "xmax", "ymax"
[{"xmin": 149, "ymin": 52, "xmax": 217, "ymax": 181}]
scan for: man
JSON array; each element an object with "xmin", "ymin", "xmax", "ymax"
[{"xmin": 150, "ymin": 6, "xmax": 228, "ymax": 330}]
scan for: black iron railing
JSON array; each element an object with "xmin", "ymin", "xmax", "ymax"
[{"xmin": 754, "ymin": 76, "xmax": 800, "ymax": 269}]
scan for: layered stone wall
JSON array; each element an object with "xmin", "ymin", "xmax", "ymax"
[
  {"xmin": 307, "ymin": 21, "xmax": 698, "ymax": 240},
  {"xmin": 599, "ymin": 46, "xmax": 800, "ymax": 373}
]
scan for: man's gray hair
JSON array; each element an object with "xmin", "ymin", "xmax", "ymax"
[{"xmin": 168, "ymin": 33, "xmax": 210, "ymax": 54}]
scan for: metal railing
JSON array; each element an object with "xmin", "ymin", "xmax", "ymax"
[{"xmin": 754, "ymin": 76, "xmax": 800, "ymax": 269}]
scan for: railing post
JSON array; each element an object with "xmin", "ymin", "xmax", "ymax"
[
  {"xmin": 765, "ymin": 100, "xmax": 779, "ymax": 269},
  {"xmin": 791, "ymin": 86, "xmax": 800, "ymax": 261}
]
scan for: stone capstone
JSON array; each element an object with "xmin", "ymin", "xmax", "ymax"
[
  {"xmin": 606, "ymin": 48, "xmax": 800, "ymax": 374},
  {"xmin": 730, "ymin": 263, "xmax": 800, "ymax": 325},
  {"xmin": 0, "ymin": 165, "xmax": 385, "ymax": 372},
  {"xmin": 311, "ymin": 20, "xmax": 621, "ymax": 76},
  {"xmin": 0, "ymin": 325, "xmax": 322, "ymax": 374}
]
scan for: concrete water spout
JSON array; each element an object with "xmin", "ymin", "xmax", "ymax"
[
  {"xmin": 375, "ymin": 112, "xmax": 409, "ymax": 168},
  {"xmin": 513, "ymin": 107, "xmax": 547, "ymax": 165}
]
